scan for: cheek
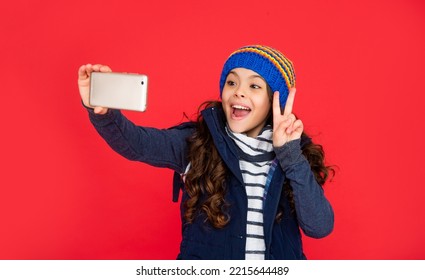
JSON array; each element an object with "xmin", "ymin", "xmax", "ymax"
[
  {"xmin": 254, "ymin": 96, "xmax": 272, "ymax": 114},
  {"xmin": 221, "ymin": 88, "xmax": 232, "ymax": 101},
  {"xmin": 221, "ymin": 92, "xmax": 231, "ymax": 113}
]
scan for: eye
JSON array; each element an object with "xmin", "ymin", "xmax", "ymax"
[
  {"xmin": 250, "ymin": 84, "xmax": 261, "ymax": 89},
  {"xmin": 226, "ymin": 80, "xmax": 236, "ymax": 86}
]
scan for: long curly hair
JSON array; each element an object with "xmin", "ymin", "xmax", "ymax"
[{"xmin": 183, "ymin": 100, "xmax": 334, "ymax": 228}]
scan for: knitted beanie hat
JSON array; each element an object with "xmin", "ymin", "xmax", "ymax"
[{"xmin": 219, "ymin": 45, "xmax": 296, "ymax": 108}]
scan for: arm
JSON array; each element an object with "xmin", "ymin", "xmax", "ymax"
[
  {"xmin": 274, "ymin": 139, "xmax": 334, "ymax": 238},
  {"xmin": 78, "ymin": 64, "xmax": 192, "ymax": 173},
  {"xmin": 87, "ymin": 107, "xmax": 193, "ymax": 173},
  {"xmin": 272, "ymin": 89, "xmax": 334, "ymax": 238}
]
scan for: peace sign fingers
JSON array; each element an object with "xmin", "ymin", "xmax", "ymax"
[
  {"xmin": 272, "ymin": 88, "xmax": 303, "ymax": 147},
  {"xmin": 283, "ymin": 87, "xmax": 296, "ymax": 117}
]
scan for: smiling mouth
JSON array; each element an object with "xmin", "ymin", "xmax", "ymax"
[{"xmin": 232, "ymin": 105, "xmax": 251, "ymax": 118}]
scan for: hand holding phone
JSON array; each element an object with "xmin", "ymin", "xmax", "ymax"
[{"xmin": 78, "ymin": 64, "xmax": 111, "ymax": 114}]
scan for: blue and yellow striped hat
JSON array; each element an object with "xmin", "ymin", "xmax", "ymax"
[{"xmin": 219, "ymin": 45, "xmax": 296, "ymax": 108}]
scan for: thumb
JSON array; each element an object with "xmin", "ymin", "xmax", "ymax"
[{"xmin": 94, "ymin": 106, "xmax": 108, "ymax": 115}]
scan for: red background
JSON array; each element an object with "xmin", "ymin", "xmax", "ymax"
[{"xmin": 1, "ymin": 0, "xmax": 424, "ymax": 259}]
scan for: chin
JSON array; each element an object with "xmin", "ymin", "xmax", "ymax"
[
  {"xmin": 227, "ymin": 122, "xmax": 247, "ymax": 134},
  {"xmin": 227, "ymin": 122, "xmax": 239, "ymax": 132}
]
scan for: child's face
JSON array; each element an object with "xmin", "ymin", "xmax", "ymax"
[{"xmin": 221, "ymin": 67, "xmax": 272, "ymax": 138}]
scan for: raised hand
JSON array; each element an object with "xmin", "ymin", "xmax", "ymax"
[
  {"xmin": 78, "ymin": 64, "xmax": 112, "ymax": 114},
  {"xmin": 272, "ymin": 88, "xmax": 304, "ymax": 147}
]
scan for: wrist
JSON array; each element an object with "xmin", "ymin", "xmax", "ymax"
[{"xmin": 274, "ymin": 138, "xmax": 303, "ymax": 167}]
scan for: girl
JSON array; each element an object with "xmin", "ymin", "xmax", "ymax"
[{"xmin": 78, "ymin": 45, "xmax": 334, "ymax": 260}]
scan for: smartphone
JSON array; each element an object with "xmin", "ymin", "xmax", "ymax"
[{"xmin": 89, "ymin": 72, "xmax": 148, "ymax": 112}]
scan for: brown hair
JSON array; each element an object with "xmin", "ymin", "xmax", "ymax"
[{"xmin": 183, "ymin": 100, "xmax": 334, "ymax": 228}]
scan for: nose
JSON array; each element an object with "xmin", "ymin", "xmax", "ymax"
[{"xmin": 234, "ymin": 88, "xmax": 245, "ymax": 98}]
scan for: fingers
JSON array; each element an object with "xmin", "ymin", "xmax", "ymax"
[
  {"xmin": 78, "ymin": 64, "xmax": 112, "ymax": 79},
  {"xmin": 92, "ymin": 64, "xmax": 101, "ymax": 72},
  {"xmin": 99, "ymin": 65, "xmax": 112, "ymax": 72},
  {"xmin": 284, "ymin": 114, "xmax": 297, "ymax": 134},
  {"xmin": 272, "ymin": 91, "xmax": 281, "ymax": 122},
  {"xmin": 283, "ymin": 87, "xmax": 296, "ymax": 117},
  {"xmin": 78, "ymin": 64, "xmax": 90, "ymax": 80},
  {"xmin": 273, "ymin": 90, "xmax": 297, "ymax": 132},
  {"xmin": 94, "ymin": 106, "xmax": 108, "ymax": 115},
  {"xmin": 272, "ymin": 88, "xmax": 302, "ymax": 146},
  {"xmin": 287, "ymin": 119, "xmax": 303, "ymax": 135},
  {"xmin": 78, "ymin": 63, "xmax": 111, "ymax": 114},
  {"xmin": 293, "ymin": 119, "xmax": 303, "ymax": 132},
  {"xmin": 90, "ymin": 64, "xmax": 113, "ymax": 73}
]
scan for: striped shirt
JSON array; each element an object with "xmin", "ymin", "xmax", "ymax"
[{"xmin": 226, "ymin": 125, "xmax": 274, "ymax": 260}]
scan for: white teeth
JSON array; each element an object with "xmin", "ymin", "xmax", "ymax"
[{"xmin": 232, "ymin": 105, "xmax": 250, "ymax": 110}]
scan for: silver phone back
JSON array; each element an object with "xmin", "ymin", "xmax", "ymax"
[{"xmin": 89, "ymin": 72, "xmax": 148, "ymax": 112}]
